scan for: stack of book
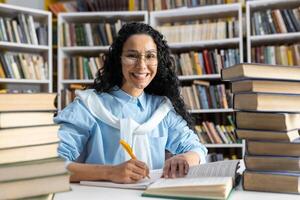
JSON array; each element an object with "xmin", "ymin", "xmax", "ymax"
[
  {"xmin": 0, "ymin": 93, "xmax": 70, "ymax": 199},
  {"xmin": 222, "ymin": 63, "xmax": 300, "ymax": 194}
]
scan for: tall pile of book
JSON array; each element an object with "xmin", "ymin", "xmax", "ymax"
[
  {"xmin": 0, "ymin": 93, "xmax": 70, "ymax": 199},
  {"xmin": 222, "ymin": 63, "xmax": 300, "ymax": 194}
]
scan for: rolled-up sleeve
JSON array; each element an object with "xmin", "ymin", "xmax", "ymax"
[
  {"xmin": 54, "ymin": 100, "xmax": 96, "ymax": 163},
  {"xmin": 165, "ymin": 109, "xmax": 208, "ymax": 164}
]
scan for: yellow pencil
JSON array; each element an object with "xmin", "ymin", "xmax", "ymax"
[{"xmin": 119, "ymin": 139, "xmax": 150, "ymax": 179}]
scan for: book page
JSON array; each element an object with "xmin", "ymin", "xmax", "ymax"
[
  {"xmin": 148, "ymin": 177, "xmax": 232, "ymax": 189},
  {"xmin": 80, "ymin": 169, "xmax": 162, "ymax": 190},
  {"xmin": 186, "ymin": 160, "xmax": 239, "ymax": 178}
]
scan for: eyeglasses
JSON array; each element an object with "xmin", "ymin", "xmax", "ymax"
[{"xmin": 121, "ymin": 52, "xmax": 158, "ymax": 66}]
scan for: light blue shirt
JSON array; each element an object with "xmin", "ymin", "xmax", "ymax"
[{"xmin": 54, "ymin": 87, "xmax": 207, "ymax": 169}]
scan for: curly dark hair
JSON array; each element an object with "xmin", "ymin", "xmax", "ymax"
[{"xmin": 92, "ymin": 22, "xmax": 194, "ymax": 129}]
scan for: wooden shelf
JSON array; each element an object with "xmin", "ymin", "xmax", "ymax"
[
  {"xmin": 178, "ymin": 74, "xmax": 221, "ymax": 81},
  {"xmin": 0, "ymin": 79, "xmax": 50, "ymax": 84},
  {"xmin": 204, "ymin": 144, "xmax": 244, "ymax": 148},
  {"xmin": 0, "ymin": 41, "xmax": 49, "ymax": 53},
  {"xmin": 189, "ymin": 109, "xmax": 234, "ymax": 113}
]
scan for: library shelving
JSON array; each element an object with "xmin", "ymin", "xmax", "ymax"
[
  {"xmin": 246, "ymin": 0, "xmax": 300, "ymax": 64},
  {"xmin": 57, "ymin": 11, "xmax": 148, "ymax": 110},
  {"xmin": 0, "ymin": 3, "xmax": 52, "ymax": 93},
  {"xmin": 150, "ymin": 3, "xmax": 244, "ymax": 159}
]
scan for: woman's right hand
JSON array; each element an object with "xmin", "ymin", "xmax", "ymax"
[{"xmin": 108, "ymin": 159, "xmax": 149, "ymax": 183}]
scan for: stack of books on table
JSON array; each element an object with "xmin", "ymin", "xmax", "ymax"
[
  {"xmin": 0, "ymin": 93, "xmax": 70, "ymax": 199},
  {"xmin": 222, "ymin": 63, "xmax": 300, "ymax": 194}
]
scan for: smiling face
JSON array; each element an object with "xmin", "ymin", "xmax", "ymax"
[{"xmin": 120, "ymin": 34, "xmax": 158, "ymax": 97}]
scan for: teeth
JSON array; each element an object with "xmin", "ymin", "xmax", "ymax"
[{"xmin": 132, "ymin": 73, "xmax": 148, "ymax": 78}]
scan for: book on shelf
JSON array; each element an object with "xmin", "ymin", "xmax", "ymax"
[
  {"xmin": 0, "ymin": 52, "xmax": 49, "ymax": 80},
  {"xmin": 0, "ymin": 111, "xmax": 55, "ymax": 128},
  {"xmin": 251, "ymin": 8, "xmax": 300, "ymax": 35},
  {"xmin": 173, "ymin": 48, "xmax": 240, "ymax": 76},
  {"xmin": 243, "ymin": 170, "xmax": 300, "ymax": 194},
  {"xmin": 81, "ymin": 160, "xmax": 239, "ymax": 200},
  {"xmin": 236, "ymin": 129, "xmax": 300, "ymax": 142},
  {"xmin": 235, "ymin": 111, "xmax": 300, "ymax": 131},
  {"xmin": 156, "ymin": 17, "xmax": 239, "ymax": 43},
  {"xmin": 234, "ymin": 92, "xmax": 300, "ymax": 112},
  {"xmin": 0, "ymin": 93, "xmax": 56, "ymax": 112},
  {"xmin": 246, "ymin": 139, "xmax": 300, "ymax": 157},
  {"xmin": 251, "ymin": 44, "xmax": 300, "ymax": 66},
  {"xmin": 0, "ymin": 125, "xmax": 59, "ymax": 149},
  {"xmin": 142, "ymin": 160, "xmax": 239, "ymax": 200},
  {"xmin": 221, "ymin": 63, "xmax": 300, "ymax": 81},
  {"xmin": 244, "ymin": 155, "xmax": 300, "ymax": 172},
  {"xmin": 0, "ymin": 157, "xmax": 66, "ymax": 182},
  {"xmin": 231, "ymin": 79, "xmax": 300, "ymax": 94},
  {"xmin": 0, "ymin": 14, "xmax": 48, "ymax": 45},
  {"xmin": 0, "ymin": 142, "xmax": 59, "ymax": 164},
  {"xmin": 0, "ymin": 173, "xmax": 70, "ymax": 199}
]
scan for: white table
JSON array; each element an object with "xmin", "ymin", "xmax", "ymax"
[{"xmin": 54, "ymin": 183, "xmax": 300, "ymax": 200}]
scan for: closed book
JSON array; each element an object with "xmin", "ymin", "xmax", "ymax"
[
  {"xmin": 0, "ymin": 125, "xmax": 59, "ymax": 149},
  {"xmin": 0, "ymin": 173, "xmax": 70, "ymax": 199},
  {"xmin": 221, "ymin": 63, "xmax": 300, "ymax": 81},
  {"xmin": 236, "ymin": 112, "xmax": 300, "ymax": 131},
  {"xmin": 236, "ymin": 129, "xmax": 300, "ymax": 142},
  {"xmin": 234, "ymin": 93, "xmax": 300, "ymax": 112},
  {"xmin": 244, "ymin": 155, "xmax": 300, "ymax": 172},
  {"xmin": 231, "ymin": 80, "xmax": 300, "ymax": 94},
  {"xmin": 0, "ymin": 157, "xmax": 66, "ymax": 182},
  {"xmin": 0, "ymin": 93, "xmax": 56, "ymax": 112},
  {"xmin": 243, "ymin": 171, "xmax": 300, "ymax": 194},
  {"xmin": 246, "ymin": 139, "xmax": 300, "ymax": 157},
  {"xmin": 0, "ymin": 143, "xmax": 58, "ymax": 164},
  {"xmin": 0, "ymin": 112, "xmax": 54, "ymax": 128}
]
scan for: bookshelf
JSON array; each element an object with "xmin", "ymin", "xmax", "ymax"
[
  {"xmin": 246, "ymin": 0, "xmax": 300, "ymax": 64},
  {"xmin": 0, "ymin": 3, "xmax": 52, "ymax": 93},
  {"xmin": 150, "ymin": 3, "xmax": 244, "ymax": 160},
  {"xmin": 57, "ymin": 11, "xmax": 148, "ymax": 110}
]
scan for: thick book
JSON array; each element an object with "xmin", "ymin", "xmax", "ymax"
[
  {"xmin": 0, "ymin": 125, "xmax": 59, "ymax": 149},
  {"xmin": 142, "ymin": 160, "xmax": 239, "ymax": 200},
  {"xmin": 231, "ymin": 80, "xmax": 300, "ymax": 94},
  {"xmin": 235, "ymin": 111, "xmax": 300, "ymax": 131},
  {"xmin": 244, "ymin": 155, "xmax": 300, "ymax": 172},
  {"xmin": 0, "ymin": 111, "xmax": 55, "ymax": 128},
  {"xmin": 0, "ymin": 173, "xmax": 70, "ymax": 199},
  {"xmin": 234, "ymin": 93, "xmax": 300, "ymax": 112},
  {"xmin": 236, "ymin": 129, "xmax": 300, "ymax": 142},
  {"xmin": 221, "ymin": 63, "xmax": 300, "ymax": 81},
  {"xmin": 0, "ymin": 93, "xmax": 56, "ymax": 112},
  {"xmin": 0, "ymin": 157, "xmax": 66, "ymax": 182},
  {"xmin": 243, "ymin": 171, "xmax": 300, "ymax": 194},
  {"xmin": 0, "ymin": 143, "xmax": 59, "ymax": 164},
  {"xmin": 246, "ymin": 139, "xmax": 300, "ymax": 157}
]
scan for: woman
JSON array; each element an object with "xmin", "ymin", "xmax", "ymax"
[{"xmin": 55, "ymin": 22, "xmax": 207, "ymax": 183}]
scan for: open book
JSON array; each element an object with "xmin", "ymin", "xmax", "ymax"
[{"xmin": 81, "ymin": 160, "xmax": 239, "ymax": 199}]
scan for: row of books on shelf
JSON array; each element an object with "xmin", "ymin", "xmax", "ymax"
[
  {"xmin": 222, "ymin": 63, "xmax": 300, "ymax": 194},
  {"xmin": 49, "ymin": 0, "xmax": 240, "ymax": 16},
  {"xmin": 0, "ymin": 14, "xmax": 48, "ymax": 45},
  {"xmin": 0, "ymin": 52, "xmax": 48, "ymax": 80},
  {"xmin": 206, "ymin": 152, "xmax": 239, "ymax": 163},
  {"xmin": 251, "ymin": 7, "xmax": 300, "ymax": 35},
  {"xmin": 195, "ymin": 121, "xmax": 238, "ymax": 144},
  {"xmin": 0, "ymin": 92, "xmax": 69, "ymax": 199},
  {"xmin": 173, "ymin": 48, "xmax": 239, "ymax": 76},
  {"xmin": 63, "ymin": 54, "xmax": 104, "ymax": 80},
  {"xmin": 251, "ymin": 43, "xmax": 300, "ymax": 66},
  {"xmin": 61, "ymin": 20, "xmax": 130, "ymax": 47},
  {"xmin": 181, "ymin": 82, "xmax": 232, "ymax": 109},
  {"xmin": 157, "ymin": 18, "xmax": 239, "ymax": 42}
]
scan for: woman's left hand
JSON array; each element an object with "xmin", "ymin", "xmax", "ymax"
[{"xmin": 162, "ymin": 154, "xmax": 189, "ymax": 178}]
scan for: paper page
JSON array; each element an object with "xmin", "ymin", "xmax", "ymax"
[
  {"xmin": 148, "ymin": 177, "xmax": 232, "ymax": 189},
  {"xmin": 80, "ymin": 169, "xmax": 162, "ymax": 190},
  {"xmin": 186, "ymin": 160, "xmax": 239, "ymax": 178}
]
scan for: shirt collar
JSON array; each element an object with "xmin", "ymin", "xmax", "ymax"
[{"xmin": 110, "ymin": 86, "xmax": 146, "ymax": 111}]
